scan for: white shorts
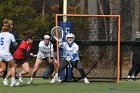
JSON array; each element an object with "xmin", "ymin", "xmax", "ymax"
[
  {"xmin": 0, "ymin": 53, "xmax": 13, "ymax": 62},
  {"xmin": 37, "ymin": 52, "xmax": 54, "ymax": 60}
]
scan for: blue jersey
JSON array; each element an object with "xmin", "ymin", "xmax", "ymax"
[{"xmin": 61, "ymin": 42, "xmax": 79, "ymax": 61}]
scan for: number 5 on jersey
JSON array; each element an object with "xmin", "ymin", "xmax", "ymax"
[{"xmin": 0, "ymin": 38, "xmax": 4, "ymax": 45}]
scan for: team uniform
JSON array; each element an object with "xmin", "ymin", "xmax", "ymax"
[
  {"xmin": 62, "ymin": 42, "xmax": 79, "ymax": 61},
  {"xmin": 0, "ymin": 32, "xmax": 16, "ymax": 61},
  {"xmin": 37, "ymin": 40, "xmax": 54, "ymax": 60},
  {"xmin": 27, "ymin": 35, "xmax": 60, "ymax": 84},
  {"xmin": 58, "ymin": 33, "xmax": 90, "ymax": 83},
  {"xmin": 13, "ymin": 40, "xmax": 32, "ymax": 64},
  {"xmin": 0, "ymin": 31, "xmax": 19, "ymax": 87}
]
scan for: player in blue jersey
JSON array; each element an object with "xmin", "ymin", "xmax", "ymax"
[
  {"xmin": 0, "ymin": 24, "xmax": 19, "ymax": 87},
  {"xmin": 57, "ymin": 33, "xmax": 90, "ymax": 83}
]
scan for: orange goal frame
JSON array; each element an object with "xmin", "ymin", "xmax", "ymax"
[{"xmin": 55, "ymin": 14, "xmax": 121, "ymax": 83}]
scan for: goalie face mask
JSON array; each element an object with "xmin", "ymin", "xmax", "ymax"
[
  {"xmin": 66, "ymin": 33, "xmax": 75, "ymax": 44},
  {"xmin": 67, "ymin": 37, "xmax": 74, "ymax": 44}
]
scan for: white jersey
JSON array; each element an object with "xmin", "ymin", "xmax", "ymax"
[
  {"xmin": 37, "ymin": 40, "xmax": 54, "ymax": 59},
  {"xmin": 62, "ymin": 42, "xmax": 79, "ymax": 61},
  {"xmin": 0, "ymin": 32, "xmax": 16, "ymax": 55}
]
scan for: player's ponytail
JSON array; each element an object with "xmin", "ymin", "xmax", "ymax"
[{"xmin": 2, "ymin": 23, "xmax": 10, "ymax": 32}]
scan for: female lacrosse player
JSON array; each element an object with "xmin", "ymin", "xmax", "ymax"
[
  {"xmin": 3, "ymin": 35, "xmax": 35, "ymax": 83},
  {"xmin": 58, "ymin": 33, "xmax": 90, "ymax": 83},
  {"xmin": 27, "ymin": 35, "xmax": 59, "ymax": 84},
  {"xmin": 2, "ymin": 19, "xmax": 19, "ymax": 79},
  {"xmin": 0, "ymin": 23, "xmax": 20, "ymax": 87}
]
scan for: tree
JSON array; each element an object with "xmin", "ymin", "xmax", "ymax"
[{"xmin": 0, "ymin": 0, "xmax": 50, "ymax": 39}]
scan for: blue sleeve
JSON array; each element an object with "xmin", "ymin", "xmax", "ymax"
[{"xmin": 72, "ymin": 53, "xmax": 78, "ymax": 59}]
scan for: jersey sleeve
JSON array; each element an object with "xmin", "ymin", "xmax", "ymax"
[
  {"xmin": 39, "ymin": 41, "xmax": 44, "ymax": 48},
  {"xmin": 74, "ymin": 43, "xmax": 79, "ymax": 53},
  {"xmin": 10, "ymin": 34, "xmax": 16, "ymax": 42}
]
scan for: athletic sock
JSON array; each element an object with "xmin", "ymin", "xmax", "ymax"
[
  {"xmin": 19, "ymin": 73, "xmax": 22, "ymax": 77},
  {"xmin": 11, "ymin": 78, "xmax": 15, "ymax": 83},
  {"xmin": 30, "ymin": 77, "xmax": 33, "ymax": 81},
  {"xmin": 54, "ymin": 73, "xmax": 58, "ymax": 78}
]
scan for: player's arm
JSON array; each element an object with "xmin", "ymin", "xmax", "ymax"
[
  {"xmin": 21, "ymin": 48, "xmax": 30, "ymax": 58},
  {"xmin": 11, "ymin": 34, "xmax": 18, "ymax": 47},
  {"xmin": 12, "ymin": 41, "xmax": 18, "ymax": 47},
  {"xmin": 72, "ymin": 45, "xmax": 79, "ymax": 59}
]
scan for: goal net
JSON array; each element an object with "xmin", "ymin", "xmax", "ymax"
[{"xmin": 55, "ymin": 14, "xmax": 120, "ymax": 83}]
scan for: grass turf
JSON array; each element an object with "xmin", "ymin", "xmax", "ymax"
[{"xmin": 0, "ymin": 78, "xmax": 140, "ymax": 93}]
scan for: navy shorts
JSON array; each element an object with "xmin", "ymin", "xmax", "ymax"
[{"xmin": 14, "ymin": 58, "xmax": 28, "ymax": 65}]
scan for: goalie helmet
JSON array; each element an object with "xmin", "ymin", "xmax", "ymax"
[{"xmin": 66, "ymin": 33, "xmax": 75, "ymax": 44}]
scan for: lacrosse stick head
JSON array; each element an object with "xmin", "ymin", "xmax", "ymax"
[{"xmin": 51, "ymin": 26, "xmax": 63, "ymax": 42}]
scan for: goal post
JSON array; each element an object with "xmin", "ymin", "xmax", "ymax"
[{"xmin": 55, "ymin": 14, "xmax": 121, "ymax": 83}]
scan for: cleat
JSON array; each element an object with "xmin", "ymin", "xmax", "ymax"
[
  {"xmin": 27, "ymin": 79, "xmax": 33, "ymax": 85},
  {"xmin": 50, "ymin": 77, "xmax": 57, "ymax": 83},
  {"xmin": 19, "ymin": 77, "xmax": 23, "ymax": 83},
  {"xmin": 50, "ymin": 74, "xmax": 62, "ymax": 83},
  {"xmin": 18, "ymin": 73, "xmax": 23, "ymax": 82},
  {"xmin": 15, "ymin": 81, "xmax": 20, "ymax": 86},
  {"xmin": 56, "ymin": 77, "xmax": 62, "ymax": 83},
  {"xmin": 10, "ymin": 81, "xmax": 20, "ymax": 87},
  {"xmin": 10, "ymin": 83, "xmax": 14, "ymax": 87},
  {"xmin": 3, "ymin": 79, "xmax": 9, "ymax": 85},
  {"xmin": 84, "ymin": 78, "xmax": 90, "ymax": 84},
  {"xmin": 127, "ymin": 76, "xmax": 133, "ymax": 81},
  {"xmin": 127, "ymin": 76, "xmax": 130, "ymax": 81}
]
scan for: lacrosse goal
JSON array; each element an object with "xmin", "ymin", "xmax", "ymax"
[{"xmin": 55, "ymin": 14, "xmax": 121, "ymax": 83}]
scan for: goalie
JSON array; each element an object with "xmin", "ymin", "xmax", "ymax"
[{"xmin": 56, "ymin": 33, "xmax": 90, "ymax": 83}]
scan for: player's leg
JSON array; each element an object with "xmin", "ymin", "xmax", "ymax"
[
  {"xmin": 132, "ymin": 65, "xmax": 140, "ymax": 80},
  {"xmin": 127, "ymin": 64, "xmax": 137, "ymax": 80},
  {"xmin": 8, "ymin": 59, "xmax": 20, "ymax": 87},
  {"xmin": 0, "ymin": 61, "xmax": 8, "ymax": 85},
  {"xmin": 2, "ymin": 62, "xmax": 8, "ymax": 79},
  {"xmin": 58, "ymin": 59, "xmax": 69, "ymax": 74},
  {"xmin": 56, "ymin": 59, "xmax": 69, "ymax": 82},
  {"xmin": 27, "ymin": 58, "xmax": 43, "ymax": 84},
  {"xmin": 52, "ymin": 57, "xmax": 58, "ymax": 75},
  {"xmin": 73, "ymin": 60, "xmax": 90, "ymax": 83},
  {"xmin": 3, "ymin": 63, "xmax": 18, "ymax": 85},
  {"xmin": 50, "ymin": 57, "xmax": 60, "ymax": 83},
  {"xmin": 0, "ymin": 61, "xmax": 6, "ymax": 73},
  {"xmin": 18, "ymin": 61, "xmax": 30, "ymax": 82}
]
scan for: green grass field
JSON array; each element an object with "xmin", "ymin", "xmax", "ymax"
[{"xmin": 0, "ymin": 78, "xmax": 140, "ymax": 93}]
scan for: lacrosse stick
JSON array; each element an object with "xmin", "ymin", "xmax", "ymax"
[
  {"xmin": 51, "ymin": 26, "xmax": 64, "ymax": 42},
  {"xmin": 50, "ymin": 26, "xmax": 64, "ymax": 64}
]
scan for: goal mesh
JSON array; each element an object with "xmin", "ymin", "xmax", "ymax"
[{"xmin": 55, "ymin": 14, "xmax": 120, "ymax": 83}]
